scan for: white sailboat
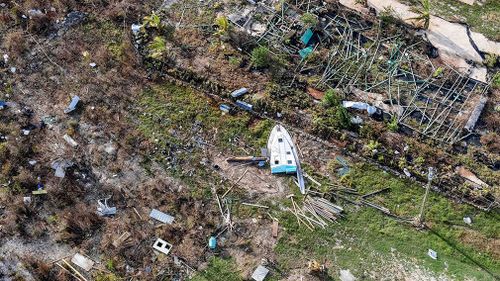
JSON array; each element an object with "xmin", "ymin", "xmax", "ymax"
[{"xmin": 267, "ymin": 125, "xmax": 306, "ymax": 194}]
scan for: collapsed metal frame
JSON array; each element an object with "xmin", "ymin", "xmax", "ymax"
[{"xmin": 272, "ymin": 0, "xmax": 489, "ymax": 144}]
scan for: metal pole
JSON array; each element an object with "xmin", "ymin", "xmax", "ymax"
[{"xmin": 418, "ymin": 167, "xmax": 435, "ymax": 226}]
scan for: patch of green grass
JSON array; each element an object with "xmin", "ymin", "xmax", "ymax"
[
  {"xmin": 403, "ymin": 0, "xmax": 500, "ymax": 40},
  {"xmin": 191, "ymin": 257, "xmax": 242, "ymax": 281},
  {"xmin": 274, "ymin": 164, "xmax": 499, "ymax": 280}
]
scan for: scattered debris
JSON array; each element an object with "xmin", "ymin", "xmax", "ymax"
[
  {"xmin": 97, "ymin": 197, "xmax": 117, "ymax": 216},
  {"xmin": 63, "ymin": 134, "xmax": 78, "ymax": 147},
  {"xmin": 241, "ymin": 202, "xmax": 270, "ymax": 209},
  {"xmin": 209, "ymin": 236, "xmax": 217, "ymax": 250},
  {"xmin": 463, "ymin": 217, "xmax": 472, "ymax": 225},
  {"xmin": 465, "ymin": 96, "xmax": 488, "ymax": 132},
  {"xmin": 112, "ymin": 231, "xmax": 131, "ymax": 248},
  {"xmin": 149, "ymin": 209, "xmax": 175, "ymax": 224},
  {"xmin": 403, "ymin": 168, "xmax": 411, "ymax": 178},
  {"xmin": 153, "ymin": 238, "xmax": 173, "ymax": 255},
  {"xmin": 235, "ymin": 100, "xmax": 253, "ymax": 111},
  {"xmin": 64, "ymin": 96, "xmax": 80, "ymax": 114},
  {"xmin": 428, "ymin": 249, "xmax": 438, "ymax": 260},
  {"xmin": 71, "ymin": 253, "xmax": 94, "ymax": 272},
  {"xmin": 28, "ymin": 160, "xmax": 37, "ymax": 166},
  {"xmin": 272, "ymin": 220, "xmax": 279, "ymax": 238},
  {"xmin": 307, "ymin": 87, "xmax": 325, "ymax": 100},
  {"xmin": 342, "ymin": 101, "xmax": 377, "ymax": 115},
  {"xmin": 339, "ymin": 269, "xmax": 357, "ymax": 281},
  {"xmin": 23, "ymin": 197, "xmax": 32, "ymax": 205},
  {"xmin": 226, "ymin": 156, "xmax": 267, "ymax": 163},
  {"xmin": 230, "ymin": 88, "xmax": 248, "ymax": 98},
  {"xmin": 456, "ymin": 166, "xmax": 489, "ymax": 187},
  {"xmin": 336, "ymin": 156, "xmax": 350, "ymax": 176},
  {"xmin": 219, "ymin": 104, "xmax": 231, "ymax": 113},
  {"xmin": 251, "ymin": 265, "xmax": 269, "ymax": 281},
  {"xmin": 51, "ymin": 159, "xmax": 74, "ymax": 178}
]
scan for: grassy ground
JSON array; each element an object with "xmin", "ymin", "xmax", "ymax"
[
  {"xmin": 135, "ymin": 82, "xmax": 499, "ymax": 280},
  {"xmin": 403, "ymin": 0, "xmax": 500, "ymax": 40},
  {"xmin": 273, "ymin": 164, "xmax": 499, "ymax": 280}
]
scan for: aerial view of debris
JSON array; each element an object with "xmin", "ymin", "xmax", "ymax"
[{"xmin": 0, "ymin": 0, "xmax": 499, "ymax": 280}]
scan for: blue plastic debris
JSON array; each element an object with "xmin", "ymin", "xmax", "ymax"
[
  {"xmin": 209, "ymin": 236, "xmax": 217, "ymax": 250},
  {"xmin": 336, "ymin": 156, "xmax": 350, "ymax": 176},
  {"xmin": 220, "ymin": 104, "xmax": 231, "ymax": 113},
  {"xmin": 258, "ymin": 161, "xmax": 266, "ymax": 168},
  {"xmin": 230, "ymin": 88, "xmax": 248, "ymax": 98},
  {"xmin": 299, "ymin": 46, "xmax": 314, "ymax": 59},
  {"xmin": 236, "ymin": 100, "xmax": 253, "ymax": 111},
  {"xmin": 0, "ymin": 101, "xmax": 7, "ymax": 109},
  {"xmin": 300, "ymin": 28, "xmax": 314, "ymax": 45},
  {"xmin": 64, "ymin": 96, "xmax": 80, "ymax": 114}
]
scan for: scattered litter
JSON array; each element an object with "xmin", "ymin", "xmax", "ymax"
[
  {"xmin": 219, "ymin": 104, "xmax": 231, "ymax": 113},
  {"xmin": 209, "ymin": 236, "xmax": 217, "ymax": 250},
  {"xmin": 23, "ymin": 197, "xmax": 32, "ymax": 205},
  {"xmin": 456, "ymin": 166, "xmax": 489, "ymax": 187},
  {"xmin": 131, "ymin": 24, "xmax": 142, "ymax": 35},
  {"xmin": 112, "ymin": 231, "xmax": 131, "ymax": 248},
  {"xmin": 251, "ymin": 265, "xmax": 269, "ymax": 281},
  {"xmin": 336, "ymin": 156, "xmax": 350, "ymax": 176},
  {"xmin": 3, "ymin": 54, "xmax": 8, "ymax": 63},
  {"xmin": 10, "ymin": 67, "xmax": 16, "ymax": 73},
  {"xmin": 226, "ymin": 155, "xmax": 267, "ymax": 163},
  {"xmin": 21, "ymin": 129, "xmax": 30, "ymax": 136},
  {"xmin": 428, "ymin": 249, "xmax": 438, "ymax": 260},
  {"xmin": 28, "ymin": 160, "xmax": 37, "ymax": 166},
  {"xmin": 463, "ymin": 217, "xmax": 472, "ymax": 225},
  {"xmin": 32, "ymin": 189, "xmax": 47, "ymax": 195},
  {"xmin": 241, "ymin": 202, "xmax": 269, "ymax": 209},
  {"xmin": 403, "ymin": 168, "xmax": 411, "ymax": 177},
  {"xmin": 153, "ymin": 238, "xmax": 172, "ymax": 255},
  {"xmin": 89, "ymin": 62, "xmax": 97, "ymax": 68},
  {"xmin": 299, "ymin": 46, "xmax": 314, "ymax": 58},
  {"xmin": 339, "ymin": 269, "xmax": 356, "ymax": 281},
  {"xmin": 64, "ymin": 96, "xmax": 80, "ymax": 114},
  {"xmin": 342, "ymin": 101, "xmax": 377, "ymax": 116},
  {"xmin": 97, "ymin": 197, "xmax": 116, "ymax": 216},
  {"xmin": 307, "ymin": 87, "xmax": 325, "ymax": 100},
  {"xmin": 149, "ymin": 209, "xmax": 175, "ymax": 224},
  {"xmin": 230, "ymin": 88, "xmax": 248, "ymax": 98},
  {"xmin": 41, "ymin": 115, "xmax": 57, "ymax": 125},
  {"xmin": 350, "ymin": 115, "xmax": 363, "ymax": 125},
  {"xmin": 300, "ymin": 28, "xmax": 314, "ymax": 45},
  {"xmin": 63, "ymin": 134, "xmax": 78, "ymax": 147},
  {"xmin": 235, "ymin": 100, "xmax": 253, "ymax": 111},
  {"xmin": 51, "ymin": 159, "xmax": 74, "ymax": 178},
  {"xmin": 71, "ymin": 253, "xmax": 94, "ymax": 271},
  {"xmin": 272, "ymin": 220, "xmax": 279, "ymax": 238},
  {"xmin": 0, "ymin": 101, "xmax": 6, "ymax": 109}
]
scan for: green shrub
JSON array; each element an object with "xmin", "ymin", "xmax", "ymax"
[
  {"xmin": 387, "ymin": 116, "xmax": 399, "ymax": 132},
  {"xmin": 251, "ymin": 46, "xmax": 272, "ymax": 68},
  {"xmin": 300, "ymin": 13, "xmax": 318, "ymax": 27},
  {"xmin": 148, "ymin": 36, "xmax": 167, "ymax": 59}
]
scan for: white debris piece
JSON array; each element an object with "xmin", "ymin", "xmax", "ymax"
[
  {"xmin": 463, "ymin": 217, "xmax": 472, "ymax": 225},
  {"xmin": 403, "ymin": 168, "xmax": 411, "ymax": 177},
  {"xmin": 23, "ymin": 197, "xmax": 32, "ymax": 205},
  {"xmin": 71, "ymin": 253, "xmax": 95, "ymax": 271},
  {"xmin": 153, "ymin": 238, "xmax": 172, "ymax": 255},
  {"xmin": 149, "ymin": 209, "xmax": 175, "ymax": 224},
  {"xmin": 131, "ymin": 24, "xmax": 142, "ymax": 35},
  {"xmin": 89, "ymin": 62, "xmax": 97, "ymax": 68},
  {"xmin": 428, "ymin": 249, "xmax": 438, "ymax": 260},
  {"xmin": 3, "ymin": 54, "xmax": 8, "ymax": 63},
  {"xmin": 251, "ymin": 265, "xmax": 269, "ymax": 281},
  {"xmin": 28, "ymin": 160, "xmax": 37, "ymax": 166},
  {"xmin": 63, "ymin": 134, "xmax": 78, "ymax": 147},
  {"xmin": 339, "ymin": 269, "xmax": 357, "ymax": 281}
]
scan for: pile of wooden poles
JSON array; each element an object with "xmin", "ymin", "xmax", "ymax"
[{"xmin": 288, "ymin": 195, "xmax": 344, "ymax": 230}]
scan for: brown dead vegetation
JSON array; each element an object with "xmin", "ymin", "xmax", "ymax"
[{"xmin": 2, "ymin": 29, "xmax": 28, "ymax": 58}]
